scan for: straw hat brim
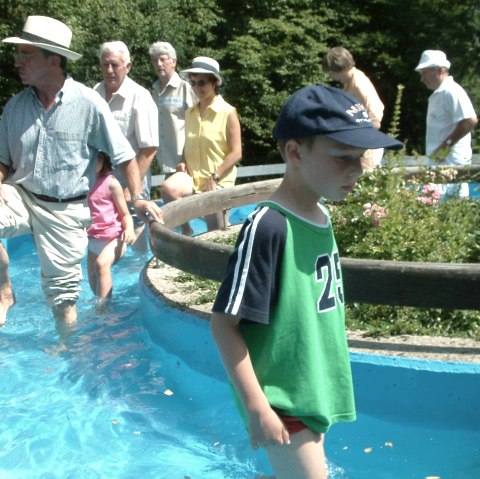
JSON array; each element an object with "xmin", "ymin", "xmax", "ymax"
[{"xmin": 3, "ymin": 37, "xmax": 82, "ymax": 61}]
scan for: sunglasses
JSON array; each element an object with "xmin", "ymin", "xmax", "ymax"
[{"xmin": 189, "ymin": 79, "xmax": 209, "ymax": 87}]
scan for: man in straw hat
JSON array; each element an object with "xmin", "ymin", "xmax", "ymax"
[
  {"xmin": 0, "ymin": 16, "xmax": 162, "ymax": 327},
  {"xmin": 415, "ymin": 49, "xmax": 478, "ymax": 166}
]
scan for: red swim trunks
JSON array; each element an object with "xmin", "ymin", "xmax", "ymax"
[{"xmin": 277, "ymin": 413, "xmax": 308, "ymax": 435}]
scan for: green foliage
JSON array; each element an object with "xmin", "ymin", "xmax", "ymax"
[
  {"xmin": 0, "ymin": 0, "xmax": 220, "ymax": 94},
  {"xmin": 348, "ymin": 0, "xmax": 480, "ymax": 154},
  {"xmin": 220, "ymin": 0, "xmax": 368, "ymax": 163},
  {"xmin": 175, "ymin": 272, "xmax": 219, "ymax": 306},
  {"xmin": 1, "ymin": 0, "xmax": 479, "ymax": 161},
  {"xmin": 327, "ymin": 163, "xmax": 480, "ymax": 340},
  {"xmin": 330, "ymin": 167, "xmax": 480, "ymax": 263},
  {"xmin": 345, "ymin": 303, "xmax": 480, "ymax": 339}
]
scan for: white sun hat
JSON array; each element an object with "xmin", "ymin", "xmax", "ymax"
[
  {"xmin": 179, "ymin": 56, "xmax": 223, "ymax": 85},
  {"xmin": 3, "ymin": 15, "xmax": 82, "ymax": 61},
  {"xmin": 415, "ymin": 50, "xmax": 450, "ymax": 71}
]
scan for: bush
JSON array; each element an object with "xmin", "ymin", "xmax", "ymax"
[{"xmin": 328, "ymin": 159, "xmax": 480, "ymax": 339}]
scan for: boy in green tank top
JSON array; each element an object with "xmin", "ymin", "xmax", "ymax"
[{"xmin": 211, "ymin": 85, "xmax": 403, "ymax": 478}]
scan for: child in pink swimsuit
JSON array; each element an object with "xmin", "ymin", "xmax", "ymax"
[{"xmin": 87, "ymin": 152, "xmax": 135, "ymax": 300}]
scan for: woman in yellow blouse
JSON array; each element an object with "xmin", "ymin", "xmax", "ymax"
[{"xmin": 160, "ymin": 56, "xmax": 242, "ymax": 233}]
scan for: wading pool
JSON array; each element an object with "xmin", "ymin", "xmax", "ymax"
[{"xmin": 2, "ymin": 223, "xmax": 479, "ymax": 479}]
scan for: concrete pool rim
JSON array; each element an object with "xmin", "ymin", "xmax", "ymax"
[{"xmin": 140, "ymin": 258, "xmax": 480, "ymax": 370}]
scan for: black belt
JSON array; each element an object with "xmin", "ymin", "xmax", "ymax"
[{"xmin": 33, "ymin": 192, "xmax": 87, "ymax": 203}]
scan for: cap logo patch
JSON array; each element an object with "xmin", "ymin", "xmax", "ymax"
[{"xmin": 345, "ymin": 103, "xmax": 371, "ymax": 123}]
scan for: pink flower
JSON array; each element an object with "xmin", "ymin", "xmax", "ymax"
[
  {"xmin": 363, "ymin": 203, "xmax": 387, "ymax": 226},
  {"xmin": 416, "ymin": 196, "xmax": 434, "ymax": 206},
  {"xmin": 417, "ymin": 183, "xmax": 441, "ymax": 206}
]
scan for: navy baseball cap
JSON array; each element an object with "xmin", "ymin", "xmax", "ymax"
[{"xmin": 273, "ymin": 85, "xmax": 403, "ymax": 150}]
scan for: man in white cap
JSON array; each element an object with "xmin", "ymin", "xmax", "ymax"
[
  {"xmin": 0, "ymin": 16, "xmax": 162, "ymax": 326},
  {"xmin": 415, "ymin": 49, "xmax": 478, "ymax": 166},
  {"xmin": 95, "ymin": 41, "xmax": 159, "ymax": 250}
]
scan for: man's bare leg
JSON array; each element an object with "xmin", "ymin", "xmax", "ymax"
[
  {"xmin": 53, "ymin": 301, "xmax": 78, "ymax": 343},
  {"xmin": 0, "ymin": 243, "xmax": 15, "ymax": 326},
  {"xmin": 52, "ymin": 300, "xmax": 77, "ymax": 324}
]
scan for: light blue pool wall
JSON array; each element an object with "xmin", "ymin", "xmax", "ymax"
[{"xmin": 140, "ymin": 277, "xmax": 480, "ymax": 432}]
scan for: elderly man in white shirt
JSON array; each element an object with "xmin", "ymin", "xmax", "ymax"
[
  {"xmin": 149, "ymin": 42, "xmax": 196, "ymax": 177},
  {"xmin": 95, "ymin": 41, "xmax": 159, "ymax": 195},
  {"xmin": 415, "ymin": 50, "xmax": 478, "ymax": 166},
  {"xmin": 95, "ymin": 41, "xmax": 159, "ymax": 248}
]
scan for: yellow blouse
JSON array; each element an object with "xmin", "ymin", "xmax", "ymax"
[{"xmin": 184, "ymin": 95, "xmax": 236, "ymax": 192}]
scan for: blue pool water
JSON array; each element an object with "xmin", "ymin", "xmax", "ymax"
[
  {"xmin": 2, "ymin": 233, "xmax": 274, "ymax": 479},
  {"xmin": 2, "ymin": 212, "xmax": 480, "ymax": 478}
]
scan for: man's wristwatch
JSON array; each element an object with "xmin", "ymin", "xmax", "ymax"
[
  {"xmin": 446, "ymin": 138, "xmax": 453, "ymax": 147},
  {"xmin": 131, "ymin": 193, "xmax": 148, "ymax": 203},
  {"xmin": 212, "ymin": 172, "xmax": 220, "ymax": 181}
]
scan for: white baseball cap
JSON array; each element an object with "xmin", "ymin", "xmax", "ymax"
[{"xmin": 415, "ymin": 50, "xmax": 450, "ymax": 71}]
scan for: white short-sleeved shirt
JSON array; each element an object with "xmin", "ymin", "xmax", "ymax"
[
  {"xmin": 94, "ymin": 76, "xmax": 159, "ymax": 156},
  {"xmin": 426, "ymin": 76, "xmax": 476, "ymax": 165},
  {"xmin": 152, "ymin": 73, "xmax": 197, "ymax": 173},
  {"xmin": 95, "ymin": 76, "xmax": 159, "ymax": 193}
]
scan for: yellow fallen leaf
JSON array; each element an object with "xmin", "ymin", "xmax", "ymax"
[
  {"xmin": 364, "ymin": 447, "xmax": 373, "ymax": 454},
  {"xmin": 111, "ymin": 420, "xmax": 120, "ymax": 425},
  {"xmin": 424, "ymin": 477, "xmax": 441, "ymax": 479},
  {"xmin": 164, "ymin": 389, "xmax": 174, "ymax": 396},
  {"xmin": 384, "ymin": 442, "xmax": 393, "ymax": 448}
]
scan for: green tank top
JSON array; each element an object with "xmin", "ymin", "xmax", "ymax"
[{"xmin": 238, "ymin": 201, "xmax": 356, "ymax": 433}]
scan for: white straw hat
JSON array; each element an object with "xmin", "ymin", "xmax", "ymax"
[
  {"xmin": 179, "ymin": 56, "xmax": 223, "ymax": 85},
  {"xmin": 3, "ymin": 15, "xmax": 82, "ymax": 61},
  {"xmin": 415, "ymin": 50, "xmax": 450, "ymax": 71}
]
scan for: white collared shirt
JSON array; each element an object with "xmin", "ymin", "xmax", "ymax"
[
  {"xmin": 94, "ymin": 76, "xmax": 159, "ymax": 156},
  {"xmin": 426, "ymin": 76, "xmax": 476, "ymax": 165},
  {"xmin": 151, "ymin": 72, "xmax": 197, "ymax": 173}
]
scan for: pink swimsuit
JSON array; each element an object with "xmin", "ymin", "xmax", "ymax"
[{"xmin": 87, "ymin": 174, "xmax": 123, "ymax": 240}]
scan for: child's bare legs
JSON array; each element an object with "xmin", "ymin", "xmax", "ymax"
[
  {"xmin": 0, "ymin": 242, "xmax": 15, "ymax": 326},
  {"xmin": 87, "ymin": 249, "xmax": 99, "ymax": 297},
  {"xmin": 265, "ymin": 430, "xmax": 326, "ymax": 479},
  {"xmin": 87, "ymin": 239, "xmax": 126, "ymax": 298}
]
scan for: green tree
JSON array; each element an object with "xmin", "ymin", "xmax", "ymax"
[
  {"xmin": 0, "ymin": 0, "xmax": 478, "ymax": 162},
  {"xmin": 346, "ymin": 0, "xmax": 480, "ymax": 154},
  {"xmin": 219, "ymin": 0, "xmax": 366, "ymax": 163}
]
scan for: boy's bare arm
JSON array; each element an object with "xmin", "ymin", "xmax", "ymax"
[{"xmin": 210, "ymin": 312, "xmax": 290, "ymax": 448}]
